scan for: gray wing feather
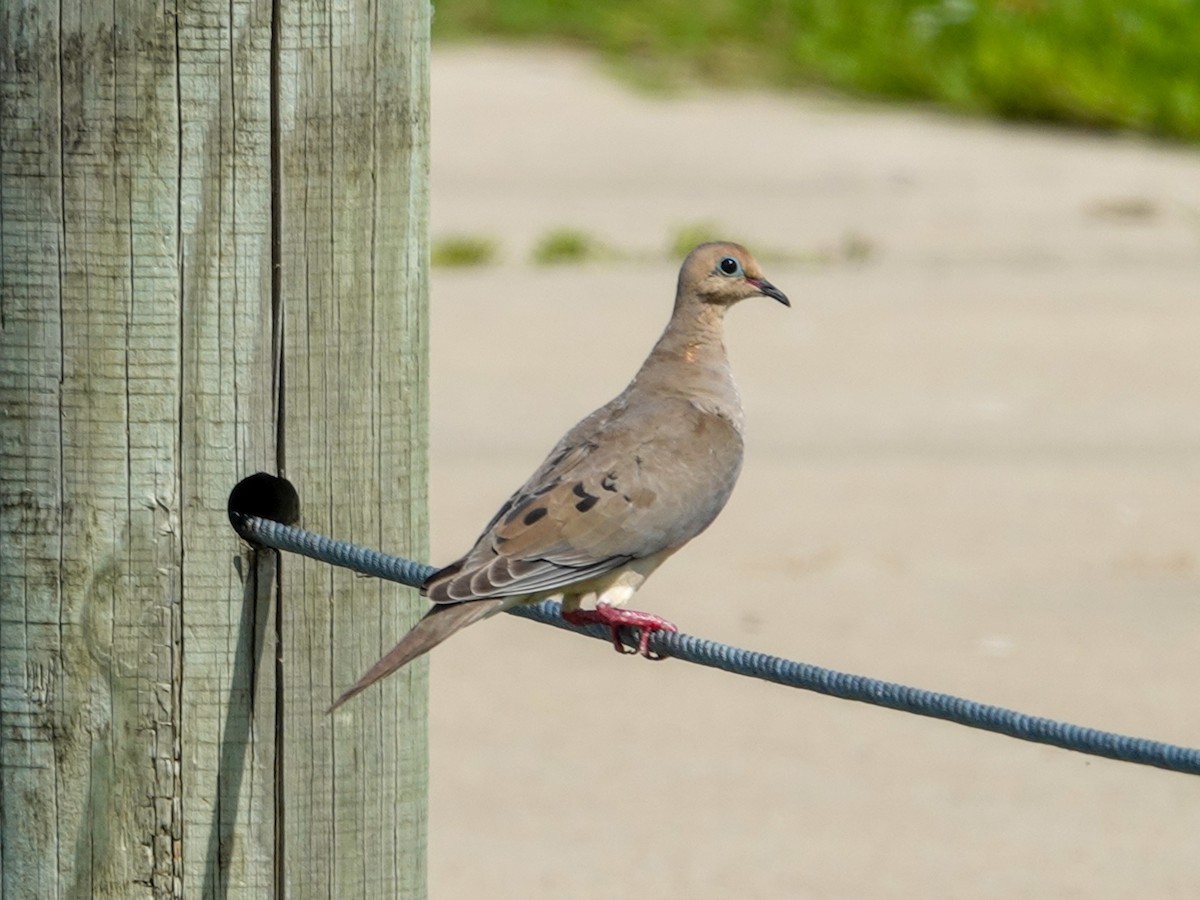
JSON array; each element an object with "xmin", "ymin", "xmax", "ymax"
[{"xmin": 423, "ymin": 394, "xmax": 742, "ymax": 604}]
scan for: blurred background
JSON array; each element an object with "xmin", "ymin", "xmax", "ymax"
[
  {"xmin": 434, "ymin": 0, "xmax": 1200, "ymax": 140},
  {"xmin": 422, "ymin": 3, "xmax": 1200, "ymax": 897}
]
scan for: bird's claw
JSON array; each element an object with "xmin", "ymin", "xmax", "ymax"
[{"xmin": 563, "ymin": 605, "xmax": 678, "ymax": 659}]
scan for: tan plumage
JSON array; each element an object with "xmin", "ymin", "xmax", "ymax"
[{"xmin": 330, "ymin": 242, "xmax": 788, "ymax": 711}]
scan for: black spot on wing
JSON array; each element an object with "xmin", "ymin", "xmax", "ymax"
[
  {"xmin": 502, "ymin": 494, "xmax": 537, "ymax": 526},
  {"xmin": 572, "ymin": 481, "xmax": 599, "ymax": 513},
  {"xmin": 496, "ymin": 480, "xmax": 562, "ymax": 528},
  {"xmin": 523, "ymin": 506, "xmax": 548, "ymax": 526},
  {"xmin": 501, "ymin": 501, "xmax": 530, "ymax": 528},
  {"xmin": 600, "ymin": 471, "xmax": 618, "ymax": 492},
  {"xmin": 575, "ymin": 495, "xmax": 599, "ymax": 513}
]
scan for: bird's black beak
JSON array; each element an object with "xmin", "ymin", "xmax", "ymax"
[{"xmin": 749, "ymin": 277, "xmax": 789, "ymax": 307}]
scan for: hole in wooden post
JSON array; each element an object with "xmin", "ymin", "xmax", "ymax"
[{"xmin": 227, "ymin": 472, "xmax": 301, "ymax": 533}]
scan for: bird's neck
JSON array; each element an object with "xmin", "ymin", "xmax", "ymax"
[
  {"xmin": 650, "ymin": 300, "xmax": 727, "ymax": 363},
  {"xmin": 631, "ymin": 302, "xmax": 744, "ymax": 429}
]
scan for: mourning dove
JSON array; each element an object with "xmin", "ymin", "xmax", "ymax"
[{"xmin": 330, "ymin": 242, "xmax": 788, "ymax": 710}]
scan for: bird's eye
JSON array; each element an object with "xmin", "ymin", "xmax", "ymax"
[{"xmin": 718, "ymin": 256, "xmax": 742, "ymax": 276}]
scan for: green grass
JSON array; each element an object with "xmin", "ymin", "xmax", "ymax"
[
  {"xmin": 427, "ymin": 224, "xmax": 874, "ymax": 268},
  {"xmin": 668, "ymin": 222, "xmax": 727, "ymax": 259},
  {"xmin": 531, "ymin": 228, "xmax": 608, "ymax": 264},
  {"xmin": 431, "ymin": 234, "xmax": 498, "ymax": 267},
  {"xmin": 433, "ymin": 0, "xmax": 1200, "ymax": 142}
]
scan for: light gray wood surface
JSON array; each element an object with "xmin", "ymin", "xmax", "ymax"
[{"xmin": 0, "ymin": 1, "xmax": 430, "ymax": 895}]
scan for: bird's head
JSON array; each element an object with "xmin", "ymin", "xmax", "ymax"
[{"xmin": 677, "ymin": 241, "xmax": 790, "ymax": 310}]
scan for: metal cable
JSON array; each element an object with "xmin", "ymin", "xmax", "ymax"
[{"xmin": 232, "ymin": 513, "xmax": 1200, "ymax": 777}]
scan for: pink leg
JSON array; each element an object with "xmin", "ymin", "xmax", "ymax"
[{"xmin": 561, "ymin": 604, "xmax": 678, "ymax": 658}]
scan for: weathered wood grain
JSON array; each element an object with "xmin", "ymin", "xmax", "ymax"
[
  {"xmin": 176, "ymin": 0, "xmax": 278, "ymax": 895},
  {"xmin": 3, "ymin": 2, "xmax": 188, "ymax": 894},
  {"xmin": 276, "ymin": 0, "xmax": 430, "ymax": 894},
  {"xmin": 0, "ymin": 0, "xmax": 429, "ymax": 895}
]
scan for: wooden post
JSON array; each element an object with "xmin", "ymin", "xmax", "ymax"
[{"xmin": 0, "ymin": 0, "xmax": 430, "ymax": 896}]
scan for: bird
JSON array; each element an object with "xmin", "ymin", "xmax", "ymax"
[{"xmin": 330, "ymin": 241, "xmax": 788, "ymax": 711}]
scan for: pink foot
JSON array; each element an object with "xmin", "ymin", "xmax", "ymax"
[{"xmin": 562, "ymin": 604, "xmax": 678, "ymax": 658}]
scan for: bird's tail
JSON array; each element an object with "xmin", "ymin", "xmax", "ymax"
[{"xmin": 328, "ymin": 599, "xmax": 506, "ymax": 712}]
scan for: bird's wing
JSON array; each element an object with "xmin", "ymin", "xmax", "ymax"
[{"xmin": 423, "ymin": 395, "xmax": 743, "ymax": 604}]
